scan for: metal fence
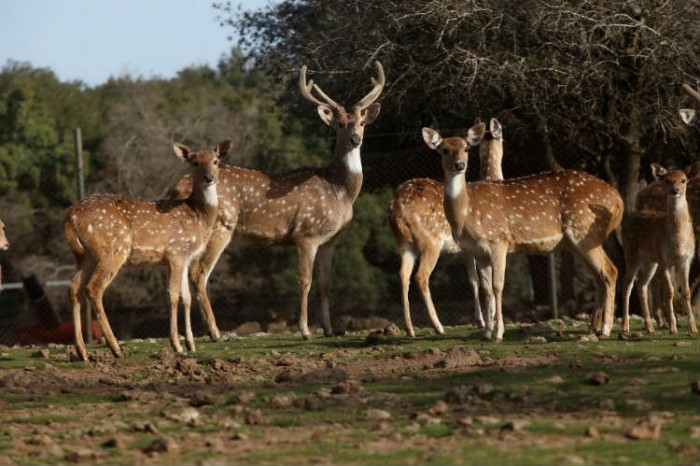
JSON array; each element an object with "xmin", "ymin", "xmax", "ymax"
[{"xmin": 0, "ymin": 128, "xmax": 624, "ymax": 347}]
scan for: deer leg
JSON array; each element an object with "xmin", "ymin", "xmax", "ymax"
[
  {"xmin": 414, "ymin": 242, "xmax": 445, "ymax": 335},
  {"xmin": 476, "ymin": 257, "xmax": 495, "ymax": 340},
  {"xmin": 181, "ymin": 261, "xmax": 196, "ymax": 352},
  {"xmin": 297, "ymin": 240, "xmax": 319, "ymax": 340},
  {"xmin": 167, "ymin": 261, "xmax": 185, "ymax": 354},
  {"xmin": 85, "ymin": 261, "xmax": 123, "ymax": 358},
  {"xmin": 491, "ymin": 249, "xmax": 507, "ymax": 342},
  {"xmin": 661, "ymin": 268, "xmax": 677, "ymax": 334},
  {"xmin": 650, "ymin": 272, "xmax": 666, "ymax": 328},
  {"xmin": 191, "ymin": 228, "xmax": 233, "ymax": 342},
  {"xmin": 465, "ymin": 254, "xmax": 485, "ymax": 328},
  {"xmin": 678, "ymin": 259, "xmax": 697, "ymax": 334},
  {"xmin": 69, "ymin": 262, "xmax": 89, "ymax": 361},
  {"xmin": 399, "ymin": 248, "xmax": 417, "ymax": 337},
  {"xmin": 575, "ymin": 246, "xmax": 617, "ymax": 337},
  {"xmin": 620, "ymin": 260, "xmax": 642, "ymax": 335},
  {"xmin": 636, "ymin": 264, "xmax": 658, "ymax": 334},
  {"xmin": 317, "ymin": 239, "xmax": 337, "ymax": 337}
]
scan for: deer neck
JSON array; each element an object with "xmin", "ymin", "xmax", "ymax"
[
  {"xmin": 443, "ymin": 172, "xmax": 470, "ymax": 234},
  {"xmin": 188, "ymin": 182, "xmax": 219, "ymax": 230},
  {"xmin": 666, "ymin": 195, "xmax": 693, "ymax": 240},
  {"xmin": 329, "ymin": 144, "xmax": 364, "ymax": 201},
  {"xmin": 480, "ymin": 141, "xmax": 504, "ymax": 181}
]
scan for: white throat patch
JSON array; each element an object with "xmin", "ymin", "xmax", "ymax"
[
  {"xmin": 445, "ymin": 175, "xmax": 463, "ymax": 199},
  {"xmin": 203, "ymin": 183, "xmax": 218, "ymax": 206},
  {"xmin": 345, "ymin": 147, "xmax": 362, "ymax": 174}
]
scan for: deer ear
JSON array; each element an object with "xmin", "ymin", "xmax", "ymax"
[
  {"xmin": 216, "ymin": 140, "xmax": 232, "ymax": 159},
  {"xmin": 686, "ymin": 161, "xmax": 700, "ymax": 179},
  {"xmin": 362, "ymin": 103, "xmax": 381, "ymax": 125},
  {"xmin": 650, "ymin": 163, "xmax": 667, "ymax": 180},
  {"xmin": 489, "ymin": 118, "xmax": 503, "ymax": 140},
  {"xmin": 317, "ymin": 104, "xmax": 335, "ymax": 126},
  {"xmin": 173, "ymin": 143, "xmax": 192, "ymax": 162},
  {"xmin": 422, "ymin": 128, "xmax": 442, "ymax": 150},
  {"xmin": 680, "ymin": 109, "xmax": 696, "ymax": 126},
  {"xmin": 466, "ymin": 121, "xmax": 486, "ymax": 146}
]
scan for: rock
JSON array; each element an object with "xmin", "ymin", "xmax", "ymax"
[
  {"xmin": 143, "ymin": 436, "xmax": 179, "ymax": 455},
  {"xmin": 64, "ymin": 447, "xmax": 99, "ymax": 463},
  {"xmin": 188, "ymin": 391, "xmax": 218, "ymax": 407},
  {"xmin": 428, "ymin": 400, "xmax": 449, "ymax": 416},
  {"xmin": 31, "ymin": 349, "xmax": 51, "ymax": 359},
  {"xmin": 365, "ymin": 409, "xmax": 392, "ymax": 421},
  {"xmin": 179, "ymin": 407, "xmax": 201, "ymax": 425},
  {"xmin": 244, "ymin": 409, "xmax": 264, "ymax": 425},
  {"xmin": 523, "ymin": 336, "xmax": 548, "ymax": 344},
  {"xmin": 444, "ymin": 385, "xmax": 473, "ymax": 404},
  {"xmin": 331, "ymin": 379, "xmax": 362, "ymax": 394},
  {"xmin": 586, "ymin": 371, "xmax": 609, "ymax": 386},
  {"xmin": 585, "ymin": 426, "xmax": 599, "ymax": 438},
  {"xmin": 545, "ymin": 375, "xmax": 564, "ymax": 384},
  {"xmin": 131, "ymin": 421, "xmax": 159, "ymax": 434},
  {"xmin": 690, "ymin": 381, "xmax": 700, "ymax": 395},
  {"xmin": 383, "ymin": 323, "xmax": 402, "ymax": 337},
  {"xmin": 298, "ymin": 368, "xmax": 348, "ymax": 385},
  {"xmin": 365, "ymin": 330, "xmax": 384, "ymax": 346},
  {"xmin": 267, "ymin": 392, "xmax": 297, "ymax": 408},
  {"xmin": 579, "ymin": 334, "xmax": 598, "ymax": 342},
  {"xmin": 624, "ymin": 420, "xmax": 661, "ymax": 440},
  {"xmin": 434, "ymin": 346, "xmax": 482, "ymax": 369},
  {"xmin": 234, "ymin": 321, "xmax": 262, "ymax": 336},
  {"xmin": 228, "ymin": 391, "xmax": 255, "ymax": 405},
  {"xmin": 473, "ymin": 383, "xmax": 494, "ymax": 398},
  {"xmin": 501, "ymin": 420, "xmax": 529, "ymax": 432}
]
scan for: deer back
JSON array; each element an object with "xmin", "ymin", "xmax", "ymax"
[
  {"xmin": 458, "ymin": 170, "xmax": 623, "ymax": 254},
  {"xmin": 64, "ymin": 141, "xmax": 228, "ymax": 265},
  {"xmin": 388, "ymin": 178, "xmax": 459, "ymax": 254}
]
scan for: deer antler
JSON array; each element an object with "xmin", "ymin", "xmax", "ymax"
[
  {"xmin": 299, "ymin": 65, "xmax": 341, "ymax": 109},
  {"xmin": 682, "ymin": 83, "xmax": 700, "ymax": 104},
  {"xmin": 354, "ymin": 61, "xmax": 385, "ymax": 109}
]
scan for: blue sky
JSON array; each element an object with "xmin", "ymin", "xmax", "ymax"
[{"xmin": 0, "ymin": 0, "xmax": 273, "ymax": 87}]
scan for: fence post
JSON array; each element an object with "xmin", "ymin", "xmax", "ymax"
[
  {"xmin": 73, "ymin": 128, "xmax": 92, "ymax": 343},
  {"xmin": 549, "ymin": 252, "xmax": 558, "ymax": 320}
]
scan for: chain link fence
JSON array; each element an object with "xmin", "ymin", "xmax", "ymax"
[{"xmin": 0, "ymin": 128, "xmax": 628, "ymax": 347}]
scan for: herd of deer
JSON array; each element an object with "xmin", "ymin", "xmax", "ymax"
[{"xmin": 0, "ymin": 63, "xmax": 697, "ymax": 361}]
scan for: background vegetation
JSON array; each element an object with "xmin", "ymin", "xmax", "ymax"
[{"xmin": 0, "ymin": 0, "xmax": 698, "ymax": 339}]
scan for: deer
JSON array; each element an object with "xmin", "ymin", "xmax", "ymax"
[
  {"xmin": 63, "ymin": 140, "xmax": 231, "ymax": 361},
  {"xmin": 0, "ymin": 218, "xmax": 8, "ymax": 291},
  {"xmin": 620, "ymin": 163, "xmax": 699, "ymax": 335},
  {"xmin": 168, "ymin": 62, "xmax": 384, "ymax": 341},
  {"xmin": 388, "ymin": 117, "xmax": 504, "ymax": 337},
  {"xmin": 421, "ymin": 122, "xmax": 623, "ymax": 341}
]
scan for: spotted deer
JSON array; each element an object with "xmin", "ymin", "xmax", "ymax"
[
  {"xmin": 0, "ymin": 219, "xmax": 8, "ymax": 290},
  {"xmin": 422, "ymin": 122, "xmax": 623, "ymax": 340},
  {"xmin": 388, "ymin": 117, "xmax": 504, "ymax": 337},
  {"xmin": 63, "ymin": 140, "xmax": 230, "ymax": 361},
  {"xmin": 621, "ymin": 163, "xmax": 699, "ymax": 335},
  {"xmin": 169, "ymin": 62, "xmax": 384, "ymax": 340}
]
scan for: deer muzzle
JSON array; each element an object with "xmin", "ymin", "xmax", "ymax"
[{"xmin": 454, "ymin": 161, "xmax": 466, "ymax": 172}]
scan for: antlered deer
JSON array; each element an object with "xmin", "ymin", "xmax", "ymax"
[
  {"xmin": 64, "ymin": 140, "xmax": 231, "ymax": 361},
  {"xmin": 170, "ymin": 62, "xmax": 384, "ymax": 340},
  {"xmin": 621, "ymin": 163, "xmax": 699, "ymax": 335},
  {"xmin": 422, "ymin": 122, "xmax": 623, "ymax": 340},
  {"xmin": 388, "ymin": 118, "xmax": 504, "ymax": 337}
]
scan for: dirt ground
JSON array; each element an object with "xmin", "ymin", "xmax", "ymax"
[{"xmin": 0, "ymin": 324, "xmax": 698, "ymax": 465}]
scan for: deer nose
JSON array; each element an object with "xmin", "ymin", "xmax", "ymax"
[
  {"xmin": 454, "ymin": 161, "xmax": 466, "ymax": 171},
  {"xmin": 351, "ymin": 134, "xmax": 362, "ymax": 146},
  {"xmin": 204, "ymin": 173, "xmax": 214, "ymax": 183},
  {"xmin": 670, "ymin": 187, "xmax": 680, "ymax": 195}
]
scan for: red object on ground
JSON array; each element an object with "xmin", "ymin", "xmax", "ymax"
[{"xmin": 12, "ymin": 322, "xmax": 103, "ymax": 345}]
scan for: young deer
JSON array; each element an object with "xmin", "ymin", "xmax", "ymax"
[
  {"xmin": 63, "ymin": 140, "xmax": 231, "ymax": 361},
  {"xmin": 621, "ymin": 163, "xmax": 699, "ymax": 335},
  {"xmin": 388, "ymin": 117, "xmax": 504, "ymax": 337},
  {"xmin": 169, "ymin": 62, "xmax": 384, "ymax": 340},
  {"xmin": 422, "ymin": 122, "xmax": 623, "ymax": 340}
]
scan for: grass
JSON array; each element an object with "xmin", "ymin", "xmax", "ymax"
[{"xmin": 0, "ymin": 320, "xmax": 697, "ymax": 465}]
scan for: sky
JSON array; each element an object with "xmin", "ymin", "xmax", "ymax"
[{"xmin": 0, "ymin": 0, "xmax": 274, "ymax": 87}]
